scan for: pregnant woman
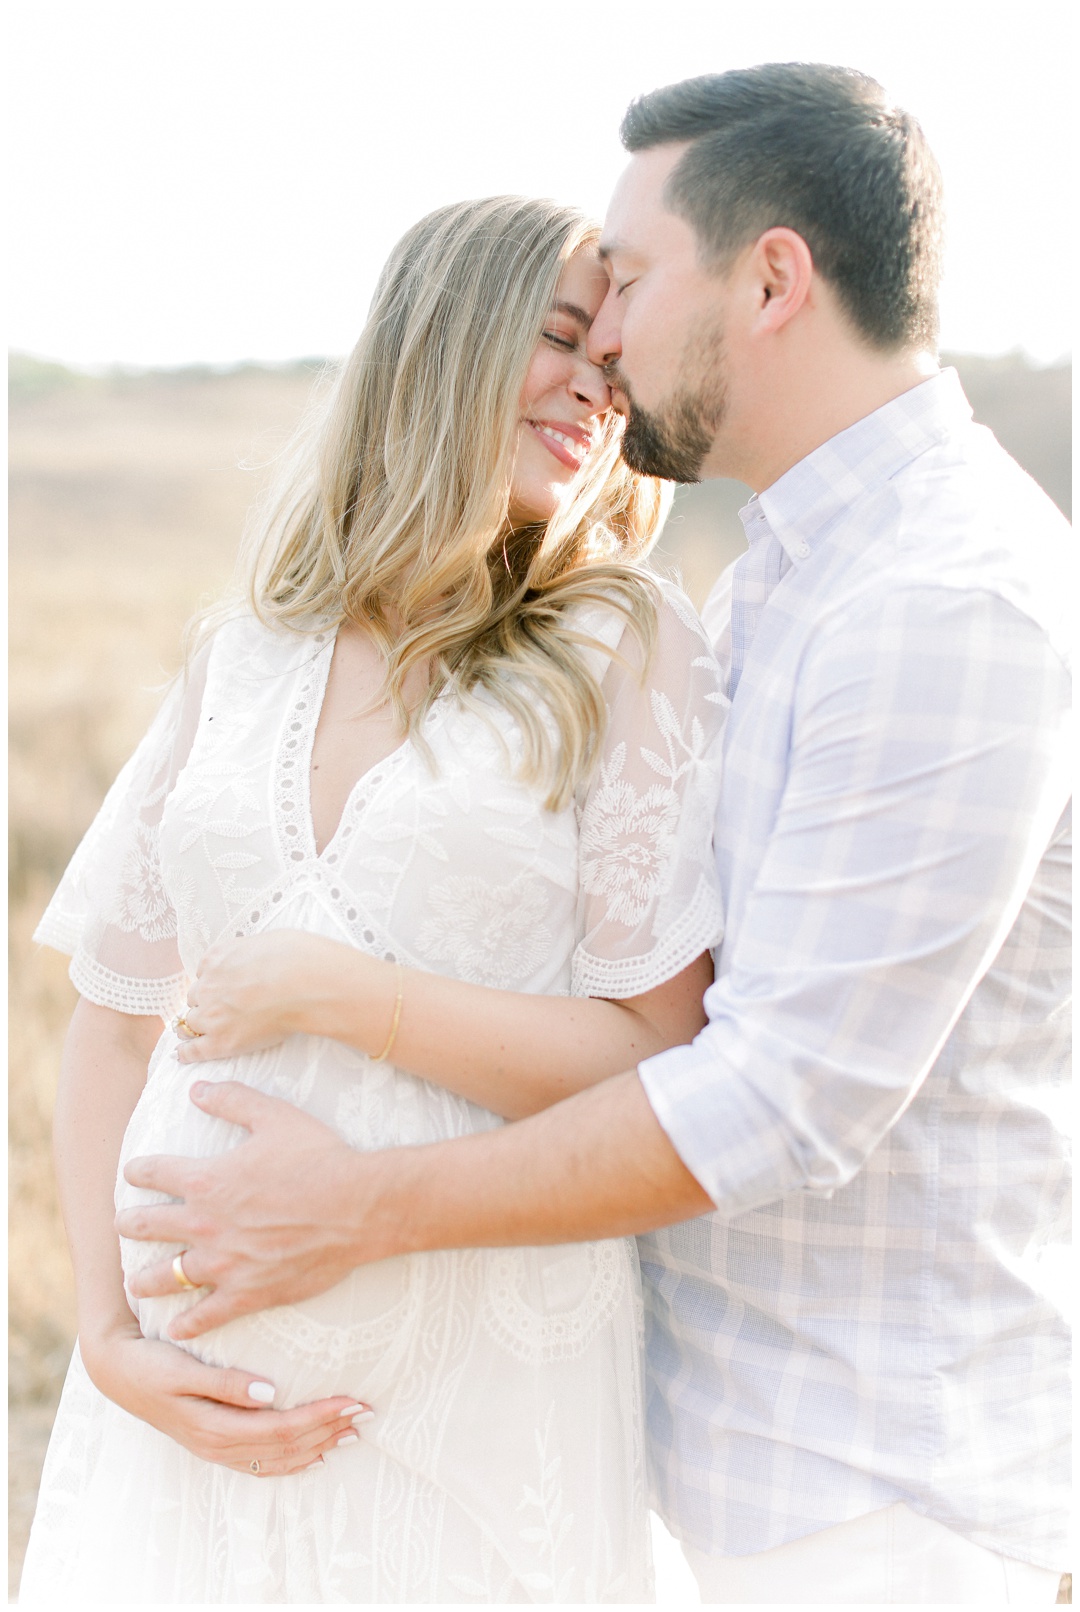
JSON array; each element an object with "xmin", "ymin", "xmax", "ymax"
[{"xmin": 21, "ymin": 195, "xmax": 727, "ymax": 1603}]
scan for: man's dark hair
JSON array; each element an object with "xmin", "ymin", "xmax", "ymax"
[{"xmin": 622, "ymin": 63, "xmax": 944, "ymax": 351}]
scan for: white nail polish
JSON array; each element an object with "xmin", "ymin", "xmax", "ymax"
[
  {"xmin": 336, "ymin": 1433, "xmax": 360, "ymax": 1446},
  {"xmin": 351, "ymin": 1409, "xmax": 376, "ymax": 1424},
  {"xmin": 340, "ymin": 1403, "xmax": 366, "ymax": 1417},
  {"xmin": 247, "ymin": 1382, "xmax": 276, "ymax": 1404}
]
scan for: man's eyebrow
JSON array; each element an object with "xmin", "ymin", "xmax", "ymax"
[
  {"xmin": 551, "ymin": 299, "xmax": 594, "ymax": 327},
  {"xmin": 597, "ymin": 238, "xmax": 624, "ymax": 262}
]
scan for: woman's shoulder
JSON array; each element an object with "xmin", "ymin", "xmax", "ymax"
[
  {"xmin": 199, "ymin": 610, "xmax": 332, "ymax": 678},
  {"xmin": 653, "ymin": 573, "xmax": 713, "ymax": 634},
  {"xmin": 583, "ymin": 574, "xmax": 722, "ymax": 682},
  {"xmin": 568, "ymin": 573, "xmax": 712, "ymax": 657}
]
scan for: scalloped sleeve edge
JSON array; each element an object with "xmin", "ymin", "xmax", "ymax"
[
  {"xmin": 571, "ymin": 875, "xmax": 724, "ymax": 1000},
  {"xmin": 65, "ymin": 944, "xmax": 188, "ymax": 1020}
]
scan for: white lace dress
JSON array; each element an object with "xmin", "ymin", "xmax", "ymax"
[{"xmin": 22, "ymin": 585, "xmax": 727, "ymax": 1605}]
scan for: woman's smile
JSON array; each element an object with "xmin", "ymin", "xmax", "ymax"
[{"xmin": 524, "ymin": 416, "xmax": 595, "ymax": 469}]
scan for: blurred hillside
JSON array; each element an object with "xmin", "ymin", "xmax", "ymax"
[
  {"xmin": 10, "ymin": 346, "xmax": 1071, "ymax": 612},
  {"xmin": 6, "ymin": 346, "xmax": 1073, "ymax": 1594}
]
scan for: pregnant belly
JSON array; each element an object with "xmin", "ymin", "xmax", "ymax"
[{"xmin": 116, "ymin": 1031, "xmax": 500, "ymax": 1407}]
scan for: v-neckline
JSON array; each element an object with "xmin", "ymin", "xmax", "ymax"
[{"xmin": 273, "ymin": 631, "xmax": 415, "ymax": 868}]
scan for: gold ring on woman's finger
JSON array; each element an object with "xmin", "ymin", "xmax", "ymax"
[
  {"xmin": 250, "ymin": 1459, "xmax": 261, "ymax": 1475},
  {"xmin": 172, "ymin": 1015, "xmax": 204, "ymax": 1039},
  {"xmin": 172, "ymin": 1252, "xmax": 199, "ymax": 1291}
]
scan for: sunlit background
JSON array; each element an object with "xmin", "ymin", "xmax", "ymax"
[
  {"xmin": 8, "ymin": 2, "xmax": 1073, "ymax": 1602},
  {"xmin": 8, "ymin": 0, "xmax": 1074, "ymax": 368}
]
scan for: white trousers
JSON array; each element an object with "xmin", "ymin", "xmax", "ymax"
[{"xmin": 683, "ymin": 1502, "xmax": 1064, "ymax": 1604}]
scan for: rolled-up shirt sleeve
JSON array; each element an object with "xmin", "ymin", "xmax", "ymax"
[{"xmin": 639, "ymin": 583, "xmax": 1072, "ymax": 1211}]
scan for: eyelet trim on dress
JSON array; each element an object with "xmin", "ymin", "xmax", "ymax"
[
  {"xmin": 479, "ymin": 1242, "xmax": 628, "ymax": 1365},
  {"xmin": 273, "ymin": 632, "xmax": 333, "ymax": 866}
]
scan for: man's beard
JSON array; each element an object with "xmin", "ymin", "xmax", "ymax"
[{"xmin": 608, "ymin": 328, "xmax": 728, "ymax": 484}]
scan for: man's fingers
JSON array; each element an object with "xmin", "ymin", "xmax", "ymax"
[
  {"xmin": 122, "ymin": 1153, "xmax": 197, "ymax": 1197},
  {"xmin": 168, "ymin": 1287, "xmax": 260, "ymax": 1339},
  {"xmin": 124, "ymin": 1252, "xmax": 206, "ymax": 1298},
  {"xmin": 115, "ymin": 1201, "xmax": 196, "ymax": 1246},
  {"xmin": 188, "ymin": 1078, "xmax": 287, "ymax": 1129}
]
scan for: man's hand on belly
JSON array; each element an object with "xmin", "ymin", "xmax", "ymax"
[
  {"xmin": 117, "ymin": 1068, "xmax": 712, "ymax": 1339},
  {"xmin": 116, "ymin": 1079, "xmax": 410, "ymax": 1339}
]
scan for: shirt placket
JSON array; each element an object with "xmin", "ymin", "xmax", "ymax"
[{"xmin": 728, "ymin": 507, "xmax": 785, "ymax": 698}]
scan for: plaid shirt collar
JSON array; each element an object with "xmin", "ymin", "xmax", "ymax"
[{"xmin": 739, "ymin": 367, "xmax": 973, "ymax": 569}]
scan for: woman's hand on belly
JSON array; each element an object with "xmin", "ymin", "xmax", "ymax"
[
  {"xmin": 80, "ymin": 1316, "xmax": 373, "ymax": 1475},
  {"xmin": 177, "ymin": 930, "xmax": 360, "ymax": 1061}
]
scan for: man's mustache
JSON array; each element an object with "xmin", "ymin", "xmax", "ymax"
[{"xmin": 602, "ymin": 362, "xmax": 634, "ymax": 415}]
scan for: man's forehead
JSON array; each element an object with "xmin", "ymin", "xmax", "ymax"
[{"xmin": 599, "ymin": 144, "xmax": 690, "ymax": 257}]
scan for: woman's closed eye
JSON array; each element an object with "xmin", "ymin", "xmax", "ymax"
[{"xmin": 542, "ymin": 330, "xmax": 579, "ymax": 351}]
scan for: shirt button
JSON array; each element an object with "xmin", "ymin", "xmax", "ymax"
[{"xmin": 796, "ymin": 541, "xmax": 811, "ymax": 559}]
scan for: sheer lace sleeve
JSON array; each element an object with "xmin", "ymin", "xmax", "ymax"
[
  {"xmin": 572, "ymin": 582, "xmax": 729, "ymax": 999},
  {"xmin": 33, "ymin": 645, "xmax": 211, "ymax": 1020}
]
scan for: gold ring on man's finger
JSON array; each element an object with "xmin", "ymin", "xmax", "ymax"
[{"xmin": 172, "ymin": 1252, "xmax": 199, "ymax": 1291}]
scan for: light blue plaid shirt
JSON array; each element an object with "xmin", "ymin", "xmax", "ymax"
[{"xmin": 638, "ymin": 370, "xmax": 1072, "ymax": 1569}]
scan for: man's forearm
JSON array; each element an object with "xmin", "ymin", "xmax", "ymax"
[
  {"xmin": 354, "ymin": 1070, "xmax": 714, "ymax": 1261},
  {"xmin": 122, "ymin": 1068, "xmax": 714, "ymax": 1339}
]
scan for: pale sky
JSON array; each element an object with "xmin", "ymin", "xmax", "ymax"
[{"xmin": 8, "ymin": 0, "xmax": 1073, "ymax": 369}]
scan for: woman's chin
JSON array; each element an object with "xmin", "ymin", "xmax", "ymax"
[
  {"xmin": 507, "ymin": 474, "xmax": 577, "ymax": 527},
  {"xmin": 506, "ymin": 498, "xmax": 557, "ymax": 527}
]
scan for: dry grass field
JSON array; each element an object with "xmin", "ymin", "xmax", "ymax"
[{"xmin": 8, "ymin": 350, "xmax": 1071, "ymax": 1599}]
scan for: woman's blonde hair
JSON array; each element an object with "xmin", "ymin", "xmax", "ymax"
[{"xmin": 225, "ymin": 196, "xmax": 670, "ymax": 810}]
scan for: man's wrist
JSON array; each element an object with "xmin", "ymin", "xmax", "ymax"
[{"xmin": 338, "ymin": 1133, "xmax": 441, "ymax": 1265}]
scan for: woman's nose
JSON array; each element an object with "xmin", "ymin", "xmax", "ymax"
[{"xmin": 570, "ymin": 356, "xmax": 611, "ymax": 412}]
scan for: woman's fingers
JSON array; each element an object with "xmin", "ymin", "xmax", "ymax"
[
  {"xmin": 179, "ymin": 1360, "xmax": 281, "ymax": 1409},
  {"xmin": 236, "ymin": 1396, "xmax": 374, "ymax": 1445},
  {"xmin": 173, "ymin": 1357, "xmax": 374, "ymax": 1440},
  {"xmin": 230, "ymin": 1420, "xmax": 367, "ymax": 1477},
  {"xmin": 166, "ymin": 1350, "xmax": 373, "ymax": 1428},
  {"xmin": 170, "ymin": 1386, "xmax": 376, "ymax": 1469},
  {"xmin": 86, "ymin": 1330, "xmax": 376, "ymax": 1476},
  {"xmin": 184, "ymin": 1398, "xmax": 376, "ymax": 1473},
  {"xmin": 175, "ymin": 1032, "xmax": 217, "ymax": 1064}
]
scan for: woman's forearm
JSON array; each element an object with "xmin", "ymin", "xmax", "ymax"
[
  {"xmin": 52, "ymin": 998, "xmax": 162, "ymax": 1352},
  {"xmin": 181, "ymin": 932, "xmax": 713, "ymax": 1117},
  {"xmin": 283, "ymin": 940, "xmax": 711, "ymax": 1119}
]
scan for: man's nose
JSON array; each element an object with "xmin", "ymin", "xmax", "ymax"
[{"xmin": 587, "ymin": 287, "xmax": 622, "ymax": 370}]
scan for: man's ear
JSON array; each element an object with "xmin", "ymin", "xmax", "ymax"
[{"xmin": 748, "ymin": 227, "xmax": 814, "ymax": 333}]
